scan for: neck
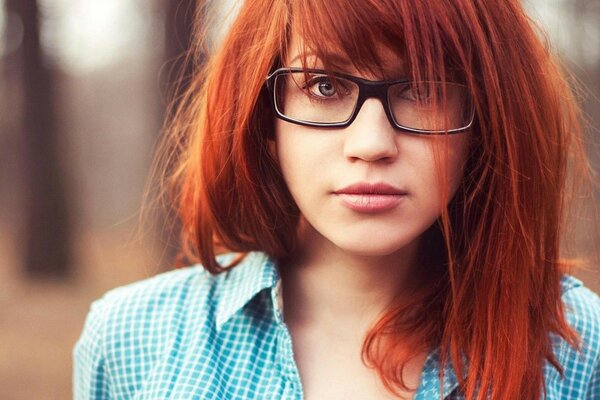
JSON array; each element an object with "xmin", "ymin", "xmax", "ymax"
[{"xmin": 279, "ymin": 223, "xmax": 422, "ymax": 336}]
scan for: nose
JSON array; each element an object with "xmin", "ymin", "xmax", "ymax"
[{"xmin": 343, "ymin": 98, "xmax": 399, "ymax": 162}]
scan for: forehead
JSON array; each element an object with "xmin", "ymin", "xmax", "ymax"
[{"xmin": 284, "ymin": 30, "xmax": 407, "ymax": 80}]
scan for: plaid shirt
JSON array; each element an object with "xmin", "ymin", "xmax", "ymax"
[{"xmin": 74, "ymin": 252, "xmax": 600, "ymax": 399}]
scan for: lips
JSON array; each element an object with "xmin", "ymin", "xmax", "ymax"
[
  {"xmin": 334, "ymin": 182, "xmax": 407, "ymax": 196},
  {"xmin": 333, "ymin": 182, "xmax": 407, "ymax": 213}
]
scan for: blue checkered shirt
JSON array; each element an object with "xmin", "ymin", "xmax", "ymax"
[{"xmin": 74, "ymin": 252, "xmax": 600, "ymax": 399}]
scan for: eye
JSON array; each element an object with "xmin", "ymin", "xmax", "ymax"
[
  {"xmin": 316, "ymin": 80, "xmax": 336, "ymax": 97},
  {"xmin": 302, "ymin": 75, "xmax": 354, "ymax": 99},
  {"xmin": 305, "ymin": 76, "xmax": 338, "ymax": 97},
  {"xmin": 396, "ymin": 83, "xmax": 436, "ymax": 103}
]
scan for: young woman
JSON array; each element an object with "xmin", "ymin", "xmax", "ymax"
[{"xmin": 74, "ymin": 0, "xmax": 600, "ymax": 399}]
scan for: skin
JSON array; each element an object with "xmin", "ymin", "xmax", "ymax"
[{"xmin": 273, "ymin": 32, "xmax": 470, "ymax": 399}]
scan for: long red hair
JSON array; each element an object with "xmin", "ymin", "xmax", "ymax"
[{"xmin": 160, "ymin": 0, "xmax": 591, "ymax": 398}]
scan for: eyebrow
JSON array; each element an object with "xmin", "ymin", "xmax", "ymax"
[
  {"xmin": 286, "ymin": 52, "xmax": 407, "ymax": 80},
  {"xmin": 288, "ymin": 52, "xmax": 351, "ymax": 68}
]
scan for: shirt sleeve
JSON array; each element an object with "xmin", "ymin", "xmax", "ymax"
[{"xmin": 73, "ymin": 298, "xmax": 111, "ymax": 400}]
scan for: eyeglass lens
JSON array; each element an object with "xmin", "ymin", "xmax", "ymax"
[{"xmin": 274, "ymin": 71, "xmax": 472, "ymax": 131}]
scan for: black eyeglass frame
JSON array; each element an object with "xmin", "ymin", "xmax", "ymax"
[{"xmin": 265, "ymin": 67, "xmax": 475, "ymax": 135}]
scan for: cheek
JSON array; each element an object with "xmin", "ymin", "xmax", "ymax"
[
  {"xmin": 274, "ymin": 125, "xmax": 313, "ymax": 207},
  {"xmin": 274, "ymin": 121, "xmax": 332, "ymax": 188},
  {"xmin": 412, "ymin": 134, "xmax": 469, "ymax": 208},
  {"xmin": 274, "ymin": 123, "xmax": 303, "ymax": 183},
  {"xmin": 434, "ymin": 134, "xmax": 470, "ymax": 198}
]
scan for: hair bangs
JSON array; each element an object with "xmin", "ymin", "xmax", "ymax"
[
  {"xmin": 285, "ymin": 0, "xmax": 469, "ymax": 85},
  {"xmin": 287, "ymin": 0, "xmax": 405, "ymax": 78}
]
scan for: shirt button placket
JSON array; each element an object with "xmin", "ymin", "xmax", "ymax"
[
  {"xmin": 278, "ymin": 325, "xmax": 303, "ymax": 400},
  {"xmin": 271, "ymin": 282, "xmax": 304, "ymax": 399}
]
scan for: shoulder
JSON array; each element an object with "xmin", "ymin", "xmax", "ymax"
[
  {"xmin": 91, "ymin": 262, "xmax": 216, "ymax": 322},
  {"xmin": 73, "ymin": 253, "xmax": 257, "ymax": 399},
  {"xmin": 546, "ymin": 275, "xmax": 600, "ymax": 399},
  {"xmin": 83, "ymin": 262, "xmax": 216, "ymax": 340},
  {"xmin": 79, "ymin": 252, "xmax": 248, "ymax": 343},
  {"xmin": 560, "ymin": 274, "xmax": 600, "ymax": 344}
]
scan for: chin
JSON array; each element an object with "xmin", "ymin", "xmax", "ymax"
[{"xmin": 330, "ymin": 234, "xmax": 419, "ymax": 258}]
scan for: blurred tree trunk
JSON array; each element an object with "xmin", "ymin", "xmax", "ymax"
[
  {"xmin": 7, "ymin": 0, "xmax": 72, "ymax": 278},
  {"xmin": 164, "ymin": 0, "xmax": 200, "ymax": 117},
  {"xmin": 157, "ymin": 0, "xmax": 201, "ymax": 269}
]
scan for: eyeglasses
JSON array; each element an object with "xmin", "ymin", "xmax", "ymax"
[{"xmin": 265, "ymin": 68, "xmax": 474, "ymax": 135}]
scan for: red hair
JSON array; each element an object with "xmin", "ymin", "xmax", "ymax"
[{"xmin": 160, "ymin": 0, "xmax": 592, "ymax": 398}]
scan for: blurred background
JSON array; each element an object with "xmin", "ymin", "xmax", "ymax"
[{"xmin": 0, "ymin": 0, "xmax": 598, "ymax": 399}]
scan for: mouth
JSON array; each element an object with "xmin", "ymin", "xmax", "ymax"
[
  {"xmin": 333, "ymin": 182, "xmax": 408, "ymax": 195},
  {"xmin": 333, "ymin": 182, "xmax": 408, "ymax": 213}
]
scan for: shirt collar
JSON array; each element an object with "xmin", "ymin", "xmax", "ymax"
[
  {"xmin": 560, "ymin": 273, "xmax": 582, "ymax": 292},
  {"xmin": 417, "ymin": 347, "xmax": 465, "ymax": 399},
  {"xmin": 211, "ymin": 251, "xmax": 466, "ymax": 397},
  {"xmin": 215, "ymin": 251, "xmax": 280, "ymax": 332}
]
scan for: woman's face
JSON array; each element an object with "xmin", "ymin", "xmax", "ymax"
[{"xmin": 274, "ymin": 34, "xmax": 470, "ymax": 257}]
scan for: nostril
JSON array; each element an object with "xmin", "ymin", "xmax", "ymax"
[{"xmin": 342, "ymin": 128, "xmax": 399, "ymax": 163}]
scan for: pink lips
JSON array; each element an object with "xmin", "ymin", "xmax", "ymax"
[{"xmin": 333, "ymin": 183, "xmax": 408, "ymax": 213}]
